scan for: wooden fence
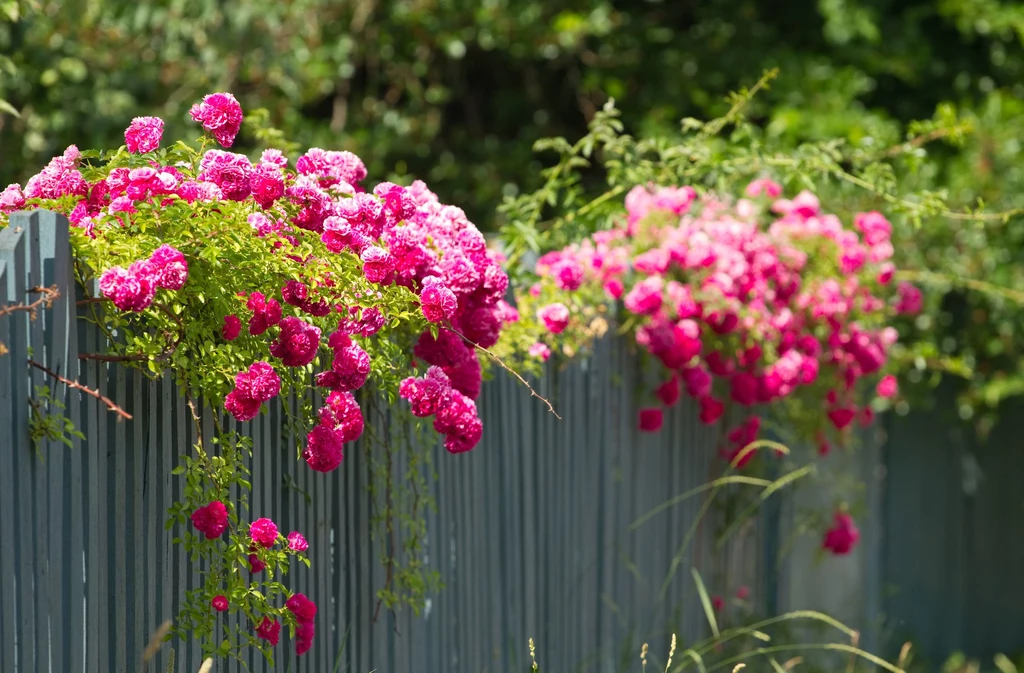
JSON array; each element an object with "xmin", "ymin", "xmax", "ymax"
[{"xmin": 0, "ymin": 211, "xmax": 759, "ymax": 673}]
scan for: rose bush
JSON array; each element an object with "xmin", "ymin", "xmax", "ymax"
[
  {"xmin": 0, "ymin": 92, "xmax": 515, "ymax": 662},
  {"xmin": 504, "ymin": 178, "xmax": 919, "ymax": 556}
]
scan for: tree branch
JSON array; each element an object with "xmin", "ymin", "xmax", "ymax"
[{"xmin": 28, "ymin": 359, "xmax": 132, "ymax": 421}]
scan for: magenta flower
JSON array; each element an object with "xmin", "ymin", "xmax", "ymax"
[
  {"xmin": 895, "ymin": 281, "xmax": 923, "ymax": 315},
  {"xmin": 296, "ymin": 620, "xmax": 315, "ymax": 656},
  {"xmin": 420, "ymin": 278, "xmax": 457, "ymax": 323},
  {"xmin": 211, "ymin": 595, "xmax": 229, "ymax": 612},
  {"xmin": 360, "ymin": 246, "xmax": 395, "ymax": 284},
  {"xmin": 124, "ymin": 116, "xmax": 164, "ymax": 154},
  {"xmin": 303, "ymin": 425, "xmax": 344, "ymax": 473},
  {"xmin": 249, "ymin": 518, "xmax": 279, "ymax": 548},
  {"xmin": 822, "ymin": 512, "xmax": 860, "ymax": 555},
  {"xmin": 98, "ymin": 264, "xmax": 155, "ymax": 312},
  {"xmin": 538, "ymin": 303, "xmax": 570, "ymax": 334},
  {"xmin": 285, "ymin": 592, "xmax": 317, "ymax": 623},
  {"xmin": 287, "ymin": 531, "xmax": 309, "ymax": 552},
  {"xmin": 877, "ymin": 375, "xmax": 898, "ymax": 398},
  {"xmin": 638, "ymin": 408, "xmax": 663, "ymax": 432},
  {"xmin": 147, "ymin": 244, "xmax": 188, "ymax": 290},
  {"xmin": 224, "ymin": 361, "xmax": 281, "ymax": 421},
  {"xmin": 222, "ymin": 315, "xmax": 241, "ymax": 341},
  {"xmin": 528, "ymin": 342, "xmax": 551, "ymax": 361},
  {"xmin": 0, "ymin": 184, "xmax": 26, "ymax": 212},
  {"xmin": 247, "ymin": 292, "xmax": 282, "ymax": 336},
  {"xmin": 827, "ymin": 407, "xmax": 857, "ymax": 430},
  {"xmin": 250, "ymin": 162, "xmax": 285, "ymax": 209},
  {"xmin": 190, "ymin": 501, "xmax": 228, "ymax": 540},
  {"xmin": 255, "ymin": 617, "xmax": 281, "ymax": 646},
  {"xmin": 655, "ymin": 376, "xmax": 680, "ymax": 407},
  {"xmin": 189, "ymin": 92, "xmax": 243, "ymax": 148},
  {"xmin": 698, "ymin": 396, "xmax": 724, "ymax": 425},
  {"xmin": 247, "ymin": 553, "xmax": 266, "ymax": 573},
  {"xmin": 269, "ymin": 316, "xmax": 321, "ymax": 367}
]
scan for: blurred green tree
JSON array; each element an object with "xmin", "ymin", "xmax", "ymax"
[{"xmin": 2, "ymin": 0, "xmax": 1024, "ymax": 427}]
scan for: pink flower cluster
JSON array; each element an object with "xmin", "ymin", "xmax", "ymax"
[
  {"xmin": 528, "ymin": 181, "xmax": 916, "ymax": 461},
  {"xmin": 124, "ymin": 117, "xmax": 164, "ymax": 154},
  {"xmin": 822, "ymin": 511, "xmax": 860, "ymax": 555},
  {"xmin": 285, "ymin": 592, "xmax": 317, "ymax": 655},
  {"xmin": 10, "ymin": 91, "xmax": 512, "ymax": 470},
  {"xmin": 224, "ymin": 361, "xmax": 282, "ymax": 422},
  {"xmin": 98, "ymin": 244, "xmax": 188, "ymax": 311},
  {"xmin": 399, "ymin": 365, "xmax": 483, "ymax": 454},
  {"xmin": 191, "ymin": 501, "xmax": 228, "ymax": 540},
  {"xmin": 189, "ymin": 92, "xmax": 244, "ymax": 148}
]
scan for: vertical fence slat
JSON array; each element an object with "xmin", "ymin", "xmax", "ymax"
[
  {"xmin": 1, "ymin": 214, "xmax": 36, "ymax": 673},
  {"xmin": 0, "ymin": 257, "xmax": 16, "ymax": 673}
]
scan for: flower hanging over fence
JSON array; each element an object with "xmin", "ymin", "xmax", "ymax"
[{"xmin": 512, "ymin": 180, "xmax": 915, "ymax": 463}]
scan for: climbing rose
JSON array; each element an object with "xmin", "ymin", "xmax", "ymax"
[
  {"xmin": 877, "ymin": 375, "xmax": 898, "ymax": 398},
  {"xmin": 98, "ymin": 264, "xmax": 155, "ymax": 312},
  {"xmin": 529, "ymin": 342, "xmax": 551, "ymax": 361},
  {"xmin": 0, "ymin": 184, "xmax": 26, "ymax": 212},
  {"xmin": 250, "ymin": 162, "xmax": 285, "ymax": 209},
  {"xmin": 827, "ymin": 407, "xmax": 857, "ymax": 430},
  {"xmin": 189, "ymin": 92, "xmax": 243, "ymax": 147},
  {"xmin": 360, "ymin": 246, "xmax": 394, "ymax": 283},
  {"xmin": 420, "ymin": 278, "xmax": 457, "ymax": 323},
  {"xmin": 247, "ymin": 553, "xmax": 265, "ymax": 573},
  {"xmin": 285, "ymin": 593, "xmax": 317, "ymax": 623},
  {"xmin": 224, "ymin": 361, "xmax": 280, "ymax": 421},
  {"xmin": 746, "ymin": 178, "xmax": 782, "ymax": 198},
  {"xmin": 822, "ymin": 512, "xmax": 860, "ymax": 555},
  {"xmin": 270, "ymin": 317, "xmax": 321, "ymax": 367},
  {"xmin": 538, "ymin": 303, "xmax": 570, "ymax": 334},
  {"xmin": 255, "ymin": 617, "xmax": 281, "ymax": 646},
  {"xmin": 638, "ymin": 408, "xmax": 663, "ymax": 432},
  {"xmin": 124, "ymin": 116, "xmax": 164, "ymax": 154},
  {"xmin": 699, "ymin": 396, "xmax": 725, "ymax": 424},
  {"xmin": 655, "ymin": 376, "xmax": 680, "ymax": 407},
  {"xmin": 296, "ymin": 620, "xmax": 315, "ymax": 656},
  {"xmin": 222, "ymin": 315, "xmax": 241, "ymax": 341},
  {"xmin": 249, "ymin": 518, "xmax": 279, "ymax": 548},
  {"xmin": 247, "ymin": 292, "xmax": 282, "ymax": 336},
  {"xmin": 190, "ymin": 501, "xmax": 228, "ymax": 540},
  {"xmin": 287, "ymin": 531, "xmax": 309, "ymax": 552},
  {"xmin": 317, "ymin": 332, "xmax": 370, "ymax": 391},
  {"xmin": 712, "ymin": 595, "xmax": 725, "ymax": 612},
  {"xmin": 147, "ymin": 244, "xmax": 188, "ymax": 290},
  {"xmin": 736, "ymin": 585, "xmax": 750, "ymax": 600},
  {"xmin": 303, "ymin": 425, "xmax": 345, "ymax": 473},
  {"xmin": 211, "ymin": 595, "xmax": 228, "ymax": 612},
  {"xmin": 895, "ymin": 281, "xmax": 923, "ymax": 315}
]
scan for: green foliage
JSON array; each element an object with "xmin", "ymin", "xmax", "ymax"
[
  {"xmin": 27, "ymin": 383, "xmax": 84, "ymax": 452},
  {"xmin": 496, "ymin": 67, "xmax": 1024, "ymax": 436}
]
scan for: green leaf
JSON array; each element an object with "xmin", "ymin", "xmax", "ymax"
[{"xmin": 691, "ymin": 568, "xmax": 719, "ymax": 638}]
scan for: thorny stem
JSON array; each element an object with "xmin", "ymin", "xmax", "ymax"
[
  {"xmin": 446, "ymin": 324, "xmax": 561, "ymax": 420},
  {"xmin": 27, "ymin": 358, "xmax": 132, "ymax": 420}
]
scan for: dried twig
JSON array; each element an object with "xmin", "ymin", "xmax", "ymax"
[
  {"xmin": 28, "ymin": 359, "xmax": 132, "ymax": 421},
  {"xmin": 446, "ymin": 325, "xmax": 561, "ymax": 420},
  {"xmin": 0, "ymin": 285, "xmax": 60, "ymax": 318}
]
